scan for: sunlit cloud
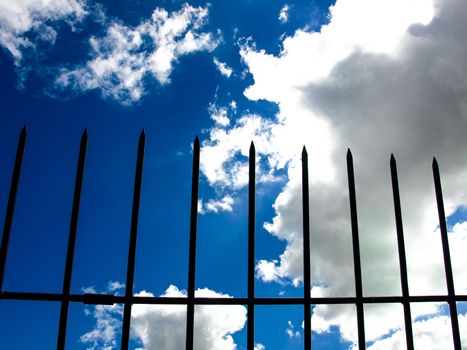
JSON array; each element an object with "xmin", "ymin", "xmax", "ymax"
[
  {"xmin": 0, "ymin": 0, "xmax": 87, "ymax": 63},
  {"xmin": 81, "ymin": 284, "xmax": 247, "ymax": 350},
  {"xmin": 54, "ymin": 4, "xmax": 221, "ymax": 104},
  {"xmin": 200, "ymin": 0, "xmax": 467, "ymax": 346}
]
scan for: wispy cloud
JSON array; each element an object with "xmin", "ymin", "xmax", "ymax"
[
  {"xmin": 200, "ymin": 111, "xmax": 278, "ymax": 190},
  {"xmin": 278, "ymin": 4, "xmax": 290, "ymax": 24},
  {"xmin": 0, "ymin": 0, "xmax": 88, "ymax": 64},
  {"xmin": 199, "ymin": 195, "xmax": 234, "ymax": 214},
  {"xmin": 209, "ymin": 103, "xmax": 231, "ymax": 127},
  {"xmin": 213, "ymin": 57, "xmax": 233, "ymax": 77},
  {"xmin": 80, "ymin": 283, "xmax": 124, "ymax": 349},
  {"xmin": 286, "ymin": 320, "xmax": 301, "ymax": 338},
  {"xmin": 53, "ymin": 4, "xmax": 221, "ymax": 104},
  {"xmin": 0, "ymin": 2, "xmax": 220, "ymax": 103}
]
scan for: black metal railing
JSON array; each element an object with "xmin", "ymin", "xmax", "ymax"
[{"xmin": 0, "ymin": 127, "xmax": 465, "ymax": 349}]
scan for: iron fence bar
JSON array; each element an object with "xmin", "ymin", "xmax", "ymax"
[
  {"xmin": 346, "ymin": 149, "xmax": 365, "ymax": 350},
  {"xmin": 186, "ymin": 136, "xmax": 200, "ymax": 350},
  {"xmin": 0, "ymin": 126, "xmax": 26, "ymax": 293},
  {"xmin": 302, "ymin": 147, "xmax": 312, "ymax": 350},
  {"xmin": 121, "ymin": 131, "xmax": 146, "ymax": 350},
  {"xmin": 57, "ymin": 130, "xmax": 88, "ymax": 350},
  {"xmin": 254, "ymin": 295, "xmax": 467, "ymax": 304},
  {"xmin": 2, "ymin": 132, "xmax": 467, "ymax": 349},
  {"xmin": 432, "ymin": 158, "xmax": 462, "ymax": 350},
  {"xmin": 248, "ymin": 141, "xmax": 256, "ymax": 350},
  {"xmin": 2, "ymin": 291, "xmax": 467, "ymax": 304},
  {"xmin": 390, "ymin": 155, "xmax": 414, "ymax": 350}
]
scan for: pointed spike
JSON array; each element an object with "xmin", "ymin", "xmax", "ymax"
[
  {"xmin": 82, "ymin": 128, "xmax": 88, "ymax": 140},
  {"xmin": 193, "ymin": 136, "xmax": 200, "ymax": 151},
  {"xmin": 390, "ymin": 154, "xmax": 398, "ymax": 176},
  {"xmin": 432, "ymin": 157, "xmax": 438, "ymax": 169},
  {"xmin": 250, "ymin": 141, "xmax": 255, "ymax": 153},
  {"xmin": 18, "ymin": 126, "xmax": 27, "ymax": 143},
  {"xmin": 138, "ymin": 131, "xmax": 146, "ymax": 146},
  {"xmin": 302, "ymin": 146, "xmax": 308, "ymax": 156},
  {"xmin": 346, "ymin": 148, "xmax": 353, "ymax": 160}
]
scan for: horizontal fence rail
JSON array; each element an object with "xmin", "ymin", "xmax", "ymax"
[{"xmin": 0, "ymin": 128, "xmax": 465, "ymax": 350}]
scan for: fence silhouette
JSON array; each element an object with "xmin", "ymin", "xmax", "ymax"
[{"xmin": 0, "ymin": 127, "xmax": 465, "ymax": 349}]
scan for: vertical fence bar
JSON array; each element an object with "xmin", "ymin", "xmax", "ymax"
[
  {"xmin": 186, "ymin": 136, "xmax": 200, "ymax": 350},
  {"xmin": 346, "ymin": 149, "xmax": 365, "ymax": 350},
  {"xmin": 0, "ymin": 126, "xmax": 27, "ymax": 293},
  {"xmin": 432, "ymin": 158, "xmax": 461, "ymax": 350},
  {"xmin": 247, "ymin": 142, "xmax": 256, "ymax": 350},
  {"xmin": 390, "ymin": 155, "xmax": 414, "ymax": 350},
  {"xmin": 302, "ymin": 147, "xmax": 312, "ymax": 350},
  {"xmin": 57, "ymin": 130, "xmax": 88, "ymax": 350},
  {"xmin": 121, "ymin": 131, "xmax": 146, "ymax": 350}
]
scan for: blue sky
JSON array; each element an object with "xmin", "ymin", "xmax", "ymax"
[{"xmin": 1, "ymin": 0, "xmax": 467, "ymax": 349}]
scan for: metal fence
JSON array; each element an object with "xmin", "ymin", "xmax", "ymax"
[{"xmin": 0, "ymin": 127, "xmax": 465, "ymax": 349}]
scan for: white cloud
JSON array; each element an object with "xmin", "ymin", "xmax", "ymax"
[
  {"xmin": 202, "ymin": 0, "xmax": 467, "ymax": 346},
  {"xmin": 199, "ymin": 195, "xmax": 235, "ymax": 214},
  {"xmin": 366, "ymin": 313, "xmax": 467, "ymax": 350},
  {"xmin": 286, "ymin": 320, "xmax": 301, "ymax": 338},
  {"xmin": 200, "ymin": 111, "xmax": 280, "ymax": 190},
  {"xmin": 241, "ymin": 0, "xmax": 434, "ymax": 104},
  {"xmin": 132, "ymin": 286, "xmax": 246, "ymax": 350},
  {"xmin": 107, "ymin": 280, "xmax": 125, "ymax": 292},
  {"xmin": 0, "ymin": 0, "xmax": 87, "ymax": 63},
  {"xmin": 213, "ymin": 57, "xmax": 233, "ymax": 77},
  {"xmin": 81, "ymin": 286, "xmax": 97, "ymax": 294},
  {"xmin": 230, "ymin": 100, "xmax": 237, "ymax": 113},
  {"xmin": 54, "ymin": 4, "xmax": 220, "ymax": 104},
  {"xmin": 197, "ymin": 199, "xmax": 205, "ymax": 214},
  {"xmin": 254, "ymin": 344, "xmax": 266, "ymax": 350},
  {"xmin": 279, "ymin": 4, "xmax": 289, "ymax": 24},
  {"xmin": 256, "ymin": 259, "xmax": 285, "ymax": 285},
  {"xmin": 82, "ymin": 284, "xmax": 247, "ymax": 350},
  {"xmin": 81, "ymin": 303, "xmax": 123, "ymax": 349},
  {"xmin": 209, "ymin": 103, "xmax": 231, "ymax": 127}
]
